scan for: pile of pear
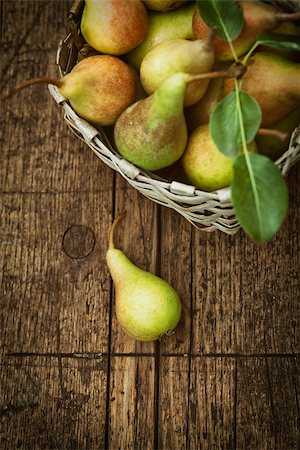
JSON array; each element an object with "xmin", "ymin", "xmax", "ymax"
[{"xmin": 52, "ymin": 0, "xmax": 300, "ymax": 191}]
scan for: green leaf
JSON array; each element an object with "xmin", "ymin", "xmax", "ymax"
[
  {"xmin": 209, "ymin": 91, "xmax": 261, "ymax": 157},
  {"xmin": 197, "ymin": 0, "xmax": 244, "ymax": 41},
  {"xmin": 257, "ymin": 32, "xmax": 300, "ymax": 52},
  {"xmin": 232, "ymin": 153, "xmax": 289, "ymax": 242}
]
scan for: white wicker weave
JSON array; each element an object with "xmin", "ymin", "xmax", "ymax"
[{"xmin": 49, "ymin": 31, "xmax": 300, "ymax": 235}]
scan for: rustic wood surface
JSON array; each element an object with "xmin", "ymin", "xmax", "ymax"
[{"xmin": 0, "ymin": 1, "xmax": 299, "ymax": 449}]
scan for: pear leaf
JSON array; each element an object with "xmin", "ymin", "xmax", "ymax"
[
  {"xmin": 257, "ymin": 32, "xmax": 300, "ymax": 52},
  {"xmin": 197, "ymin": 0, "xmax": 244, "ymax": 41},
  {"xmin": 209, "ymin": 91, "xmax": 261, "ymax": 157},
  {"xmin": 232, "ymin": 153, "xmax": 289, "ymax": 242}
]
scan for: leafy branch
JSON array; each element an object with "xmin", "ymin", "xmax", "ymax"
[{"xmin": 197, "ymin": 0, "xmax": 294, "ymax": 242}]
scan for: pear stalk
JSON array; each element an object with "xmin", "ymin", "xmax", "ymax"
[
  {"xmin": 275, "ymin": 12, "xmax": 300, "ymax": 23},
  {"xmin": 108, "ymin": 211, "xmax": 127, "ymax": 250},
  {"xmin": 13, "ymin": 77, "xmax": 62, "ymax": 94},
  {"xmin": 257, "ymin": 128, "xmax": 288, "ymax": 141},
  {"xmin": 186, "ymin": 64, "xmax": 246, "ymax": 84}
]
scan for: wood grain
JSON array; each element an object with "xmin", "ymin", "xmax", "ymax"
[
  {"xmin": 236, "ymin": 357, "xmax": 300, "ymax": 450},
  {"xmin": 1, "ymin": 0, "xmax": 111, "ymax": 196},
  {"xmin": 160, "ymin": 208, "xmax": 193, "ymax": 354},
  {"xmin": 1, "ymin": 192, "xmax": 112, "ymax": 356},
  {"xmin": 158, "ymin": 356, "xmax": 190, "ymax": 450},
  {"xmin": 188, "ymin": 357, "xmax": 236, "ymax": 450},
  {"xmin": 108, "ymin": 356, "xmax": 155, "ymax": 450},
  {"xmin": 1, "ymin": 1, "xmax": 300, "ymax": 449},
  {"xmin": 0, "ymin": 356, "xmax": 108, "ymax": 450},
  {"xmin": 192, "ymin": 166, "xmax": 300, "ymax": 355}
]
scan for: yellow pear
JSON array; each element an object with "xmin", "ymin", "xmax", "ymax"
[
  {"xmin": 182, "ymin": 124, "xmax": 257, "ymax": 191},
  {"xmin": 106, "ymin": 213, "xmax": 181, "ymax": 341},
  {"xmin": 140, "ymin": 36, "xmax": 215, "ymax": 107},
  {"xmin": 125, "ymin": 2, "xmax": 195, "ymax": 70}
]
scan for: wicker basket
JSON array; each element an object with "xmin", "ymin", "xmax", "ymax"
[{"xmin": 48, "ymin": 0, "xmax": 300, "ymax": 235}]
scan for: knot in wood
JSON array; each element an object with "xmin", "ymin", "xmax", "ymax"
[{"xmin": 62, "ymin": 225, "xmax": 95, "ymax": 259}]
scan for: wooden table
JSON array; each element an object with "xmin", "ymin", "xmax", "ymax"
[{"xmin": 1, "ymin": 1, "xmax": 299, "ymax": 449}]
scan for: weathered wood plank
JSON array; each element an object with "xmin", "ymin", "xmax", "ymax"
[
  {"xmin": 188, "ymin": 357, "xmax": 236, "ymax": 450},
  {"xmin": 108, "ymin": 356, "xmax": 155, "ymax": 450},
  {"xmin": 158, "ymin": 356, "xmax": 190, "ymax": 450},
  {"xmin": 0, "ymin": 356, "xmax": 108, "ymax": 449},
  {"xmin": 110, "ymin": 175, "xmax": 158, "ymax": 354},
  {"xmin": 236, "ymin": 357, "xmax": 300, "ymax": 450},
  {"xmin": 1, "ymin": 192, "xmax": 112, "ymax": 356},
  {"xmin": 192, "ymin": 167, "xmax": 300, "ymax": 355},
  {"xmin": 1, "ymin": 0, "xmax": 112, "ymax": 195},
  {"xmin": 160, "ymin": 208, "xmax": 193, "ymax": 354}
]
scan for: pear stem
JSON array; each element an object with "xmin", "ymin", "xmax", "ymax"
[
  {"xmin": 276, "ymin": 12, "xmax": 300, "ymax": 23},
  {"xmin": 257, "ymin": 128, "xmax": 288, "ymax": 141},
  {"xmin": 13, "ymin": 77, "xmax": 63, "ymax": 95},
  {"xmin": 186, "ymin": 64, "xmax": 246, "ymax": 84},
  {"xmin": 108, "ymin": 211, "xmax": 127, "ymax": 250}
]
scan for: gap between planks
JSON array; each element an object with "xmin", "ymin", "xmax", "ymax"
[{"xmin": 4, "ymin": 352, "xmax": 300, "ymax": 359}]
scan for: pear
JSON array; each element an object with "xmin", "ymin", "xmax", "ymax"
[
  {"xmin": 106, "ymin": 212, "xmax": 181, "ymax": 341},
  {"xmin": 182, "ymin": 124, "xmax": 257, "ymax": 191},
  {"xmin": 114, "ymin": 73, "xmax": 190, "ymax": 171},
  {"xmin": 81, "ymin": 0, "xmax": 148, "ymax": 55},
  {"xmin": 14, "ymin": 55, "xmax": 136, "ymax": 127},
  {"xmin": 224, "ymin": 53, "xmax": 300, "ymax": 127},
  {"xmin": 256, "ymin": 106, "xmax": 300, "ymax": 160},
  {"xmin": 114, "ymin": 66, "xmax": 245, "ymax": 171},
  {"xmin": 193, "ymin": 1, "xmax": 300, "ymax": 61},
  {"xmin": 144, "ymin": 0, "xmax": 184, "ymax": 11},
  {"xmin": 184, "ymin": 77, "xmax": 225, "ymax": 131},
  {"xmin": 140, "ymin": 35, "xmax": 215, "ymax": 107},
  {"xmin": 125, "ymin": 2, "xmax": 195, "ymax": 70}
]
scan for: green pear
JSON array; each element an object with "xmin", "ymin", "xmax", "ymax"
[
  {"xmin": 106, "ymin": 213, "xmax": 181, "ymax": 341},
  {"xmin": 13, "ymin": 55, "xmax": 136, "ymax": 127},
  {"xmin": 114, "ymin": 72, "xmax": 191, "ymax": 171},
  {"xmin": 224, "ymin": 53, "xmax": 300, "ymax": 126},
  {"xmin": 144, "ymin": 0, "xmax": 184, "ymax": 11},
  {"xmin": 182, "ymin": 124, "xmax": 257, "ymax": 191},
  {"xmin": 125, "ymin": 2, "xmax": 195, "ymax": 70},
  {"xmin": 81, "ymin": 0, "xmax": 148, "ymax": 55},
  {"xmin": 256, "ymin": 106, "xmax": 300, "ymax": 160},
  {"xmin": 184, "ymin": 77, "xmax": 225, "ymax": 131},
  {"xmin": 140, "ymin": 36, "xmax": 215, "ymax": 107}
]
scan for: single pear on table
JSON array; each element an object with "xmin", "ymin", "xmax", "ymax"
[
  {"xmin": 140, "ymin": 34, "xmax": 215, "ymax": 107},
  {"xmin": 125, "ymin": 2, "xmax": 195, "ymax": 70},
  {"xmin": 81, "ymin": 0, "xmax": 148, "ymax": 55},
  {"xmin": 224, "ymin": 52, "xmax": 300, "ymax": 127},
  {"xmin": 193, "ymin": 0, "xmax": 300, "ymax": 61},
  {"xmin": 14, "ymin": 55, "xmax": 136, "ymax": 127},
  {"xmin": 106, "ymin": 213, "xmax": 181, "ymax": 342},
  {"xmin": 182, "ymin": 124, "xmax": 257, "ymax": 191},
  {"xmin": 256, "ymin": 106, "xmax": 300, "ymax": 160},
  {"xmin": 144, "ymin": 0, "xmax": 184, "ymax": 11}
]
